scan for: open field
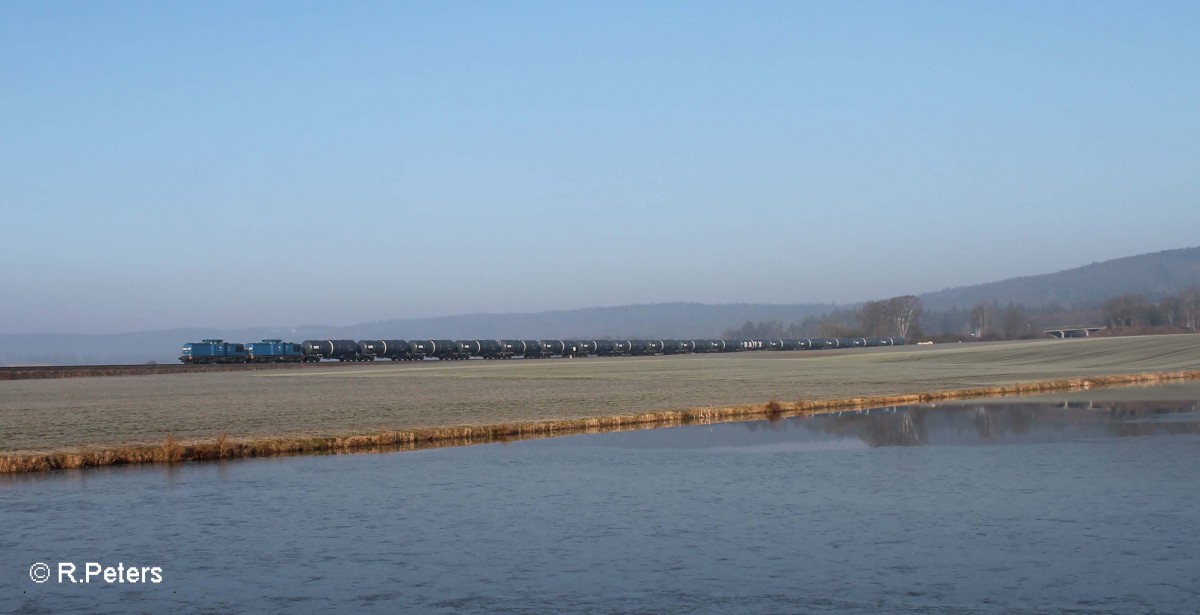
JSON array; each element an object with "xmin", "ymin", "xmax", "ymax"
[{"xmin": 2, "ymin": 335, "xmax": 1199, "ymax": 471}]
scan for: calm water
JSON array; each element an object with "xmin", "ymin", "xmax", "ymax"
[{"xmin": 4, "ymin": 399, "xmax": 1200, "ymax": 614}]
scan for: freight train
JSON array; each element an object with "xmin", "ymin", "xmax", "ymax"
[{"xmin": 178, "ymin": 336, "xmax": 905, "ymax": 364}]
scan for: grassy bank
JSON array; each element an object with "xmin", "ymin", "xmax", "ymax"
[{"xmin": 2, "ymin": 335, "xmax": 1199, "ymax": 472}]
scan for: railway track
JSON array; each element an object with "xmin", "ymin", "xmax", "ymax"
[
  {"xmin": 0, "ymin": 357, "xmax": 599, "ymax": 381},
  {"xmin": 0, "ymin": 361, "xmax": 350, "ymax": 381}
]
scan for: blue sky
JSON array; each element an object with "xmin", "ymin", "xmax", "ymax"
[{"xmin": 2, "ymin": 1, "xmax": 1197, "ymax": 333}]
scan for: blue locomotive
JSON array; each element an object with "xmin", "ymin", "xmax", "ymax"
[
  {"xmin": 246, "ymin": 339, "xmax": 306, "ymax": 363},
  {"xmin": 179, "ymin": 339, "xmax": 248, "ymax": 364}
]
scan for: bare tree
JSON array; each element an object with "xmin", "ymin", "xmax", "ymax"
[
  {"xmin": 1181, "ymin": 286, "xmax": 1200, "ymax": 331},
  {"xmin": 1104, "ymin": 293, "xmax": 1148, "ymax": 329},
  {"xmin": 1001, "ymin": 304, "xmax": 1028, "ymax": 339},
  {"xmin": 970, "ymin": 302, "xmax": 994, "ymax": 338},
  {"xmin": 885, "ymin": 295, "xmax": 923, "ymax": 339},
  {"xmin": 857, "ymin": 300, "xmax": 891, "ymax": 337},
  {"xmin": 722, "ymin": 320, "xmax": 786, "ymax": 338},
  {"xmin": 817, "ymin": 310, "xmax": 861, "ymax": 337},
  {"xmin": 1159, "ymin": 295, "xmax": 1183, "ymax": 328}
]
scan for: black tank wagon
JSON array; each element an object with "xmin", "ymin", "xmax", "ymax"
[
  {"xmin": 629, "ymin": 339, "xmax": 665, "ymax": 355},
  {"xmin": 661, "ymin": 339, "xmax": 695, "ymax": 354},
  {"xmin": 559, "ymin": 340, "xmax": 587, "ymax": 357},
  {"xmin": 592, "ymin": 340, "xmax": 633, "ymax": 356},
  {"xmin": 302, "ymin": 339, "xmax": 361, "ymax": 361},
  {"xmin": 463, "ymin": 339, "xmax": 506, "ymax": 358},
  {"xmin": 358, "ymin": 339, "xmax": 418, "ymax": 361},
  {"xmin": 498, "ymin": 340, "xmax": 530, "ymax": 358},
  {"xmin": 516, "ymin": 340, "xmax": 547, "ymax": 358},
  {"xmin": 539, "ymin": 340, "xmax": 568, "ymax": 357},
  {"xmin": 409, "ymin": 339, "xmax": 465, "ymax": 360}
]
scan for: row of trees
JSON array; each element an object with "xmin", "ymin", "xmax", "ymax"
[
  {"xmin": 1103, "ymin": 288, "xmax": 1200, "ymax": 330},
  {"xmin": 965, "ymin": 302, "xmax": 1039, "ymax": 340},
  {"xmin": 856, "ymin": 295, "xmax": 923, "ymax": 338},
  {"xmin": 722, "ymin": 286, "xmax": 1200, "ymax": 342},
  {"xmin": 723, "ymin": 295, "xmax": 924, "ymax": 339}
]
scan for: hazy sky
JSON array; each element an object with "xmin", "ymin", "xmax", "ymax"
[{"xmin": 2, "ymin": 1, "xmax": 1197, "ymax": 334}]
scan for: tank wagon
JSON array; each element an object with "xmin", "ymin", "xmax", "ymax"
[
  {"xmin": 662, "ymin": 339, "xmax": 696, "ymax": 354},
  {"xmin": 591, "ymin": 340, "xmax": 634, "ymax": 356},
  {"xmin": 766, "ymin": 339, "xmax": 813, "ymax": 351},
  {"xmin": 455, "ymin": 340, "xmax": 483, "ymax": 358},
  {"xmin": 181, "ymin": 335, "xmax": 905, "ymax": 364},
  {"xmin": 358, "ymin": 340, "xmax": 419, "ymax": 361},
  {"xmin": 552, "ymin": 340, "xmax": 585, "ymax": 358},
  {"xmin": 496, "ymin": 340, "xmax": 528, "ymax": 358},
  {"xmin": 567, "ymin": 340, "xmax": 589, "ymax": 357},
  {"xmin": 455, "ymin": 339, "xmax": 506, "ymax": 358},
  {"xmin": 409, "ymin": 340, "xmax": 466, "ymax": 360},
  {"xmin": 591, "ymin": 340, "xmax": 614, "ymax": 356},
  {"xmin": 629, "ymin": 340, "xmax": 665, "ymax": 355},
  {"xmin": 539, "ymin": 340, "xmax": 569, "ymax": 358},
  {"xmin": 302, "ymin": 339, "xmax": 361, "ymax": 361},
  {"xmin": 517, "ymin": 340, "xmax": 547, "ymax": 358}
]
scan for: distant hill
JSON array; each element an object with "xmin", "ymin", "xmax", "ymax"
[
  {"xmin": 4, "ymin": 247, "xmax": 1197, "ymax": 366},
  {"xmin": 336, "ymin": 302, "xmax": 838, "ymax": 340},
  {"xmin": 920, "ymin": 246, "xmax": 1200, "ymax": 311},
  {"xmin": 0, "ymin": 302, "xmax": 836, "ymax": 366}
]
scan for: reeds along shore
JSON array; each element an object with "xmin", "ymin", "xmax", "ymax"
[{"xmin": 3, "ymin": 370, "xmax": 1199, "ymax": 474}]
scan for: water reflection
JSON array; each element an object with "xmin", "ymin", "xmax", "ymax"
[
  {"xmin": 4, "ymin": 397, "xmax": 1200, "ymax": 614},
  {"xmin": 803, "ymin": 400, "xmax": 1200, "ymax": 448}
]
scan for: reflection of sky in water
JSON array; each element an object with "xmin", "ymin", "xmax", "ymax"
[
  {"xmin": 1120, "ymin": 411, "xmax": 1200, "ymax": 423},
  {"xmin": 4, "ymin": 400, "xmax": 1200, "ymax": 614},
  {"xmin": 708, "ymin": 439, "xmax": 871, "ymax": 454},
  {"xmin": 532, "ymin": 400, "xmax": 1200, "ymax": 451}
]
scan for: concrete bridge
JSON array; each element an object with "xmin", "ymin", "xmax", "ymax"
[{"xmin": 1043, "ymin": 326, "xmax": 1104, "ymax": 339}]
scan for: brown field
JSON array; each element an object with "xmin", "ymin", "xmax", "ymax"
[{"xmin": 2, "ymin": 334, "xmax": 1199, "ymax": 472}]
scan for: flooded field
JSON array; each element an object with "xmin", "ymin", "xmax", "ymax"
[{"xmin": 4, "ymin": 388, "xmax": 1199, "ymax": 614}]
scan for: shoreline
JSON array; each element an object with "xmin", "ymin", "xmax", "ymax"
[{"xmin": 3, "ymin": 369, "xmax": 1198, "ymax": 474}]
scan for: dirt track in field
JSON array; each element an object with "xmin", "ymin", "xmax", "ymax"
[{"xmin": 2, "ymin": 334, "xmax": 1198, "ymax": 458}]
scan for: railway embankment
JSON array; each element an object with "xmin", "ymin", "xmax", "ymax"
[{"xmin": 0, "ymin": 362, "xmax": 316, "ymax": 381}]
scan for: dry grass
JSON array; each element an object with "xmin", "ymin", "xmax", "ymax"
[
  {"xmin": 2, "ymin": 368, "xmax": 1198, "ymax": 473},
  {"xmin": 764, "ymin": 398, "xmax": 785, "ymax": 423}
]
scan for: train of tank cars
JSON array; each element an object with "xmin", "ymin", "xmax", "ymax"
[{"xmin": 179, "ymin": 336, "xmax": 907, "ymax": 364}]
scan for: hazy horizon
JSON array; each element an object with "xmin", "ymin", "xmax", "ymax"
[
  {"xmin": 2, "ymin": 244, "xmax": 1196, "ymax": 336},
  {"xmin": 3, "ymin": 2, "xmax": 1197, "ymax": 335}
]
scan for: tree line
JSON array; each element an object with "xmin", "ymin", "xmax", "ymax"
[
  {"xmin": 723, "ymin": 295, "xmax": 924, "ymax": 339},
  {"xmin": 723, "ymin": 287, "xmax": 1200, "ymax": 341},
  {"xmin": 1101, "ymin": 288, "xmax": 1200, "ymax": 330}
]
